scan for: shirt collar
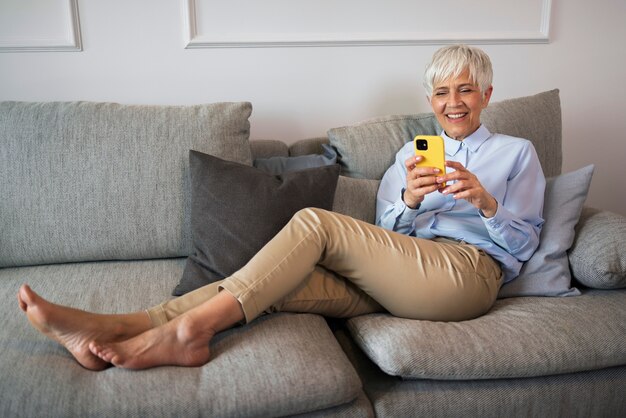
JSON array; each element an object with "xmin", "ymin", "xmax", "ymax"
[{"xmin": 442, "ymin": 124, "xmax": 492, "ymax": 156}]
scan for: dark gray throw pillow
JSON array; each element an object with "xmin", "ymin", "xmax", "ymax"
[{"xmin": 173, "ymin": 150, "xmax": 341, "ymax": 296}]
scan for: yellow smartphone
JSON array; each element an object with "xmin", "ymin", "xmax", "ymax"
[{"xmin": 413, "ymin": 135, "xmax": 446, "ymax": 187}]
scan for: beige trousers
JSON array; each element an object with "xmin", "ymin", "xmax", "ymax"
[{"xmin": 147, "ymin": 208, "xmax": 502, "ymax": 326}]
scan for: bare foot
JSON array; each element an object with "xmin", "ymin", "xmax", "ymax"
[
  {"xmin": 90, "ymin": 315, "xmax": 213, "ymax": 370},
  {"xmin": 17, "ymin": 284, "xmax": 151, "ymax": 371}
]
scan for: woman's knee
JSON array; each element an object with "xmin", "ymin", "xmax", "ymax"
[
  {"xmin": 291, "ymin": 207, "xmax": 332, "ymax": 229},
  {"xmin": 293, "ymin": 207, "xmax": 328, "ymax": 219}
]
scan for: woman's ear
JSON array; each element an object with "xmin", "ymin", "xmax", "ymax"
[{"xmin": 482, "ymin": 86, "xmax": 493, "ymax": 107}]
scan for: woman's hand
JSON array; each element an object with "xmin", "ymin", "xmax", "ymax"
[
  {"xmin": 403, "ymin": 155, "xmax": 442, "ymax": 209},
  {"xmin": 437, "ymin": 161, "xmax": 498, "ymax": 218}
]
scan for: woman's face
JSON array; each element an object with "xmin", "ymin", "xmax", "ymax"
[{"xmin": 429, "ymin": 69, "xmax": 492, "ymax": 141}]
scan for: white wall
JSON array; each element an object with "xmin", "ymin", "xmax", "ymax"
[{"xmin": 1, "ymin": 0, "xmax": 624, "ymax": 216}]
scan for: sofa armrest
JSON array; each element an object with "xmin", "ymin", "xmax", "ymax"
[{"xmin": 568, "ymin": 206, "xmax": 626, "ymax": 289}]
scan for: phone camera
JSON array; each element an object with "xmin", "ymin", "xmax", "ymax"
[{"xmin": 416, "ymin": 139, "xmax": 428, "ymax": 151}]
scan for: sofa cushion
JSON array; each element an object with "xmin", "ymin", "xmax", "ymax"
[
  {"xmin": 328, "ymin": 113, "xmax": 440, "ymax": 180},
  {"xmin": 332, "ymin": 177, "xmax": 381, "ymax": 224},
  {"xmin": 328, "ymin": 89, "xmax": 562, "ymax": 180},
  {"xmin": 173, "ymin": 151, "xmax": 340, "ymax": 295},
  {"xmin": 347, "ymin": 289, "xmax": 626, "ymax": 380},
  {"xmin": 498, "ymin": 165, "xmax": 594, "ymax": 298},
  {"xmin": 334, "ymin": 325, "xmax": 626, "ymax": 418},
  {"xmin": 250, "ymin": 139, "xmax": 289, "ymax": 159},
  {"xmin": 289, "ymin": 137, "xmax": 331, "ymax": 156},
  {"xmin": 569, "ymin": 207, "xmax": 626, "ymax": 289},
  {"xmin": 0, "ymin": 101, "xmax": 253, "ymax": 268},
  {"xmin": 0, "ymin": 261, "xmax": 362, "ymax": 417}
]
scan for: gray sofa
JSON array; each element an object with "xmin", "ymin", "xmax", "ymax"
[{"xmin": 1, "ymin": 91, "xmax": 624, "ymax": 417}]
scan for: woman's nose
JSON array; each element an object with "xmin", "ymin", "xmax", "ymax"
[{"xmin": 448, "ymin": 91, "xmax": 462, "ymax": 106}]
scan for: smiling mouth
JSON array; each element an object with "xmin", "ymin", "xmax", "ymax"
[{"xmin": 446, "ymin": 113, "xmax": 467, "ymax": 120}]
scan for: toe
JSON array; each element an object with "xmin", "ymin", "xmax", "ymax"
[
  {"xmin": 19, "ymin": 284, "xmax": 37, "ymax": 307},
  {"xmin": 90, "ymin": 342, "xmax": 114, "ymax": 363},
  {"xmin": 17, "ymin": 292, "xmax": 27, "ymax": 312},
  {"xmin": 89, "ymin": 342, "xmax": 103, "ymax": 357}
]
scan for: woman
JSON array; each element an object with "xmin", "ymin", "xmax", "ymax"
[{"xmin": 18, "ymin": 45, "xmax": 545, "ymax": 371}]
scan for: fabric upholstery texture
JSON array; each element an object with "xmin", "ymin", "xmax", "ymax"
[
  {"xmin": 569, "ymin": 206, "xmax": 626, "ymax": 289},
  {"xmin": 328, "ymin": 113, "xmax": 440, "ymax": 180},
  {"xmin": 294, "ymin": 392, "xmax": 374, "ymax": 418},
  {"xmin": 250, "ymin": 139, "xmax": 289, "ymax": 159},
  {"xmin": 332, "ymin": 177, "xmax": 381, "ymax": 224},
  {"xmin": 346, "ymin": 289, "xmax": 626, "ymax": 380},
  {"xmin": 254, "ymin": 144, "xmax": 337, "ymax": 175},
  {"xmin": 289, "ymin": 137, "xmax": 331, "ymax": 156},
  {"xmin": 0, "ymin": 101, "xmax": 253, "ymax": 268},
  {"xmin": 334, "ymin": 326, "xmax": 626, "ymax": 418},
  {"xmin": 363, "ymin": 366, "xmax": 626, "ymax": 418},
  {"xmin": 174, "ymin": 151, "xmax": 340, "ymax": 295},
  {"xmin": 328, "ymin": 89, "xmax": 562, "ymax": 179},
  {"xmin": 0, "ymin": 261, "xmax": 362, "ymax": 418},
  {"xmin": 498, "ymin": 165, "xmax": 594, "ymax": 298}
]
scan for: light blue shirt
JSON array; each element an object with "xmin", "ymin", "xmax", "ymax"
[{"xmin": 376, "ymin": 125, "xmax": 545, "ymax": 283}]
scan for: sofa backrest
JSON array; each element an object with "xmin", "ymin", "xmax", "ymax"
[
  {"xmin": 1, "ymin": 91, "xmax": 562, "ymax": 266},
  {"xmin": 0, "ymin": 101, "xmax": 252, "ymax": 268}
]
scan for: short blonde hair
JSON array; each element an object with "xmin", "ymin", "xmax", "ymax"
[{"xmin": 423, "ymin": 45, "xmax": 493, "ymax": 96}]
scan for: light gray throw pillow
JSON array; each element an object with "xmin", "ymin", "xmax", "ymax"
[
  {"xmin": 498, "ymin": 165, "xmax": 595, "ymax": 298},
  {"xmin": 568, "ymin": 207, "xmax": 626, "ymax": 289}
]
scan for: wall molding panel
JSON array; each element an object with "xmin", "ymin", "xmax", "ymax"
[
  {"xmin": 183, "ymin": 0, "xmax": 551, "ymax": 49},
  {"xmin": 0, "ymin": 0, "xmax": 82, "ymax": 52}
]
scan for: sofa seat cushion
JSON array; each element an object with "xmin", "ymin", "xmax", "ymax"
[
  {"xmin": 334, "ymin": 326, "xmax": 626, "ymax": 418},
  {"xmin": 347, "ymin": 289, "xmax": 626, "ymax": 380},
  {"xmin": 0, "ymin": 260, "xmax": 362, "ymax": 417},
  {"xmin": 0, "ymin": 101, "xmax": 253, "ymax": 268}
]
